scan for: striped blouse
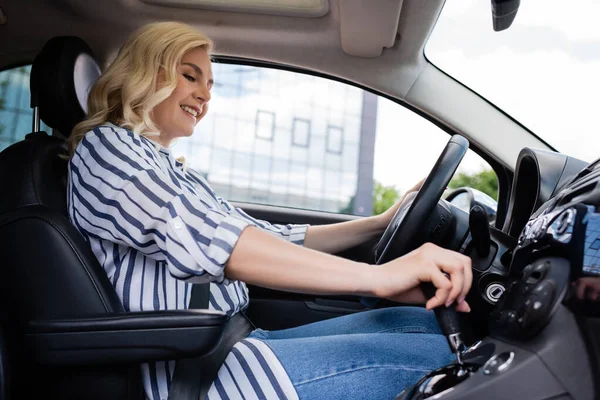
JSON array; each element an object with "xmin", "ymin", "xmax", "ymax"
[{"xmin": 67, "ymin": 123, "xmax": 308, "ymax": 400}]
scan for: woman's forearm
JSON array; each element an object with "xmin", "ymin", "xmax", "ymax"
[
  {"xmin": 226, "ymin": 226, "xmax": 376, "ymax": 296},
  {"xmin": 302, "ymin": 215, "xmax": 386, "ymax": 254},
  {"xmin": 226, "ymin": 227, "xmax": 474, "ymax": 312}
]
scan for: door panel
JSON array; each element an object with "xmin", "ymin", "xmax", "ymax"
[{"xmin": 231, "ymin": 201, "xmax": 357, "ymax": 226}]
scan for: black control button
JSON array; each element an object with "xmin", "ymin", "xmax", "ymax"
[
  {"xmin": 532, "ymin": 279, "xmax": 556, "ymax": 299},
  {"xmin": 525, "ymin": 262, "xmax": 550, "ymax": 285},
  {"xmin": 520, "ymin": 280, "xmax": 556, "ymax": 330},
  {"xmin": 522, "ymin": 264, "xmax": 535, "ymax": 274},
  {"xmin": 495, "ymin": 309, "xmax": 518, "ymax": 329},
  {"xmin": 496, "ymin": 310, "xmax": 511, "ymax": 327},
  {"xmin": 506, "ymin": 310, "xmax": 518, "ymax": 327},
  {"xmin": 521, "ymin": 300, "xmax": 545, "ymax": 329}
]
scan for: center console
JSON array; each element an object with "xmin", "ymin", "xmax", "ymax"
[{"xmin": 396, "ymin": 201, "xmax": 600, "ymax": 399}]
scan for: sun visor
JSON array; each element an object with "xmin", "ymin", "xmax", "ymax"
[{"xmin": 339, "ymin": 0, "xmax": 403, "ymax": 58}]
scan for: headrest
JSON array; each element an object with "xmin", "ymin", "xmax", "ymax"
[{"xmin": 30, "ymin": 36, "xmax": 101, "ymax": 137}]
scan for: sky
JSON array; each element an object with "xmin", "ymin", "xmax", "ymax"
[{"xmin": 427, "ymin": 0, "xmax": 600, "ymax": 163}]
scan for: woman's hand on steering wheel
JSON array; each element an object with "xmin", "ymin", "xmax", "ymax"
[
  {"xmin": 376, "ymin": 178, "xmax": 426, "ymax": 229},
  {"xmin": 370, "ymin": 242, "xmax": 472, "ymax": 313}
]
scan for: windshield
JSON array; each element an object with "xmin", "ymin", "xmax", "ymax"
[{"xmin": 426, "ymin": 0, "xmax": 600, "ymax": 162}]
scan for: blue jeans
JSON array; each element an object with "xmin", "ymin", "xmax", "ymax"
[{"xmin": 247, "ymin": 307, "xmax": 454, "ymax": 400}]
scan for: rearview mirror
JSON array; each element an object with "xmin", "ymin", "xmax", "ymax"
[{"xmin": 491, "ymin": 0, "xmax": 520, "ymax": 31}]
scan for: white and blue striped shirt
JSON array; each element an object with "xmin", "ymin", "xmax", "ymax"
[{"xmin": 68, "ymin": 123, "xmax": 308, "ymax": 400}]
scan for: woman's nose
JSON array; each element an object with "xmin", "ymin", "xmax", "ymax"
[{"xmin": 196, "ymin": 87, "xmax": 211, "ymax": 103}]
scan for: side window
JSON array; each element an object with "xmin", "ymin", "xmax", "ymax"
[
  {"xmin": 171, "ymin": 64, "xmax": 498, "ymax": 216},
  {"xmin": 0, "ymin": 65, "xmax": 50, "ymax": 152}
]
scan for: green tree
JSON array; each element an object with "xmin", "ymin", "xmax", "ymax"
[
  {"xmin": 449, "ymin": 169, "xmax": 498, "ymax": 199},
  {"xmin": 372, "ymin": 181, "xmax": 401, "ymax": 216}
]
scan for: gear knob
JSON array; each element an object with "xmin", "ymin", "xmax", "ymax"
[{"xmin": 421, "ymin": 283, "xmax": 466, "ymax": 364}]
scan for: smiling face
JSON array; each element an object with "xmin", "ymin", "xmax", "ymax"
[{"xmin": 151, "ymin": 46, "xmax": 213, "ymax": 147}]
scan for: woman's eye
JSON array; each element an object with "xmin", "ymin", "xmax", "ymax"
[{"xmin": 183, "ymin": 74, "xmax": 196, "ymax": 82}]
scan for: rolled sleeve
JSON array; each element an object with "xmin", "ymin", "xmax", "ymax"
[
  {"xmin": 237, "ymin": 213, "xmax": 309, "ymax": 245},
  {"xmin": 273, "ymin": 223, "xmax": 309, "ymax": 246},
  {"xmin": 215, "ymin": 197, "xmax": 310, "ymax": 246}
]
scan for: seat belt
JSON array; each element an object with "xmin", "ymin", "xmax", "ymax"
[
  {"xmin": 197, "ymin": 313, "xmax": 253, "ymax": 399},
  {"xmin": 188, "ymin": 282, "xmax": 210, "ymax": 309},
  {"xmin": 169, "ymin": 284, "xmax": 253, "ymax": 400},
  {"xmin": 168, "ymin": 283, "xmax": 210, "ymax": 400}
]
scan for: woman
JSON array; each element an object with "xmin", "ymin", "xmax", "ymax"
[{"xmin": 67, "ymin": 21, "xmax": 472, "ymax": 400}]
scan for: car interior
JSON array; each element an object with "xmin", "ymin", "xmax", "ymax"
[{"xmin": 0, "ymin": 0, "xmax": 599, "ymax": 399}]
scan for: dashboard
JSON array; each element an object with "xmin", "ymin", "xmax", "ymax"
[
  {"xmin": 399, "ymin": 147, "xmax": 600, "ymax": 399},
  {"xmin": 487, "ymin": 147, "xmax": 600, "ymax": 336}
]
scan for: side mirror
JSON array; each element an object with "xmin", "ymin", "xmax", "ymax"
[{"xmin": 491, "ymin": 0, "xmax": 520, "ymax": 31}]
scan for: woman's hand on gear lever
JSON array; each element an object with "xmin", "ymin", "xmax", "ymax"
[{"xmin": 370, "ymin": 243, "xmax": 472, "ymax": 312}]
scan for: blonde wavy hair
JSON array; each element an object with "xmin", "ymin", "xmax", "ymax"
[{"xmin": 68, "ymin": 21, "xmax": 213, "ymax": 155}]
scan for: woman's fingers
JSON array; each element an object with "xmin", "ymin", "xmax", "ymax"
[
  {"xmin": 414, "ymin": 244, "xmax": 472, "ymax": 308},
  {"xmin": 446, "ymin": 266, "xmax": 464, "ymax": 307},
  {"xmin": 430, "ymin": 248, "xmax": 471, "ymax": 306},
  {"xmin": 382, "ymin": 243, "xmax": 473, "ymax": 311},
  {"xmin": 576, "ymin": 279, "xmax": 588, "ymax": 300},
  {"xmin": 461, "ymin": 256, "xmax": 473, "ymax": 300},
  {"xmin": 455, "ymin": 300, "xmax": 471, "ymax": 313},
  {"xmin": 574, "ymin": 278, "xmax": 600, "ymax": 301},
  {"xmin": 424, "ymin": 266, "xmax": 452, "ymax": 310}
]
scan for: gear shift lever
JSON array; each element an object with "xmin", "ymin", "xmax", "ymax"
[{"xmin": 421, "ymin": 283, "xmax": 466, "ymax": 365}]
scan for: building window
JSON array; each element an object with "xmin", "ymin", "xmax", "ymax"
[
  {"xmin": 292, "ymin": 118, "xmax": 310, "ymax": 147},
  {"xmin": 326, "ymin": 125, "xmax": 343, "ymax": 154},
  {"xmin": 255, "ymin": 110, "xmax": 275, "ymax": 140}
]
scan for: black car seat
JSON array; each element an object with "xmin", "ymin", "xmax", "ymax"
[
  {"xmin": 0, "ymin": 36, "xmax": 145, "ymax": 400},
  {"xmin": 0, "ymin": 36, "xmax": 227, "ymax": 400}
]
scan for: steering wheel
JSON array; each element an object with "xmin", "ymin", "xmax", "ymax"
[{"xmin": 374, "ymin": 135, "xmax": 469, "ymax": 265}]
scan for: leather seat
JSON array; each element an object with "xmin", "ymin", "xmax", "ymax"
[{"xmin": 0, "ymin": 37, "xmax": 226, "ymax": 400}]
